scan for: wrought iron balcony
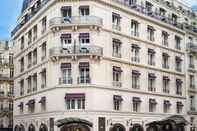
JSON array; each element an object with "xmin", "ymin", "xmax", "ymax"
[
  {"xmin": 49, "ymin": 45, "xmax": 103, "ymax": 60},
  {"xmin": 187, "ymin": 42, "xmax": 197, "ymax": 54},
  {"xmin": 49, "ymin": 16, "xmax": 103, "ymax": 29},
  {"xmin": 59, "ymin": 77, "xmax": 72, "ymax": 85}
]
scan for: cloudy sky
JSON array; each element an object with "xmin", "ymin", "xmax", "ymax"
[{"xmin": 0, "ymin": 0, "xmax": 196, "ymax": 40}]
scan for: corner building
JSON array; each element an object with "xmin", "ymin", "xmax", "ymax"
[{"xmin": 12, "ymin": 0, "xmax": 197, "ymax": 131}]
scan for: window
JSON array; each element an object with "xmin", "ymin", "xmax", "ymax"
[
  {"xmin": 33, "ymin": 25, "xmax": 37, "ymax": 41},
  {"xmin": 163, "ymin": 76, "xmax": 170, "ymax": 93},
  {"xmin": 27, "ymin": 52, "xmax": 32, "ymax": 68},
  {"xmin": 149, "ymin": 99, "xmax": 157, "ymax": 112},
  {"xmin": 41, "ymin": 69, "xmax": 46, "ymax": 88},
  {"xmin": 41, "ymin": 42, "xmax": 46, "ymax": 60},
  {"xmin": 129, "ymin": 0, "xmax": 137, "ymax": 5},
  {"xmin": 131, "ymin": 44, "xmax": 140, "ymax": 62},
  {"xmin": 41, "ymin": 16, "xmax": 47, "ymax": 34},
  {"xmin": 132, "ymin": 70, "xmax": 140, "ymax": 89},
  {"xmin": 131, "ymin": 20, "xmax": 139, "ymax": 37},
  {"xmin": 133, "ymin": 97, "xmax": 141, "ymax": 112},
  {"xmin": 33, "ymin": 48, "xmax": 37, "ymax": 65},
  {"xmin": 79, "ymin": 62, "xmax": 90, "ymax": 84},
  {"xmin": 112, "ymin": 66, "xmax": 122, "ymax": 87},
  {"xmin": 79, "ymin": 6, "xmax": 89, "ymax": 16},
  {"xmin": 20, "ymin": 36, "xmax": 24, "ymax": 50},
  {"xmin": 176, "ymin": 79, "xmax": 182, "ymax": 96},
  {"xmin": 190, "ymin": 95, "xmax": 195, "ymax": 111},
  {"xmin": 79, "ymin": 33, "xmax": 90, "ymax": 45},
  {"xmin": 60, "ymin": 63, "xmax": 72, "ymax": 84},
  {"xmin": 145, "ymin": 1, "xmax": 153, "ymax": 12},
  {"xmin": 27, "ymin": 76, "xmax": 32, "ymax": 93},
  {"xmin": 163, "ymin": 100, "xmax": 171, "ymax": 113},
  {"xmin": 175, "ymin": 56, "xmax": 182, "ymax": 72},
  {"xmin": 162, "ymin": 53, "xmax": 169, "ymax": 69},
  {"xmin": 18, "ymin": 102, "xmax": 24, "ymax": 113},
  {"xmin": 27, "ymin": 30, "xmax": 32, "ymax": 44},
  {"xmin": 162, "ymin": 31, "xmax": 169, "ymax": 46},
  {"xmin": 20, "ymin": 57, "xmax": 24, "ymax": 72},
  {"xmin": 61, "ymin": 34, "xmax": 72, "ymax": 47},
  {"xmin": 147, "ymin": 26, "xmax": 155, "ymax": 41},
  {"xmin": 172, "ymin": 14, "xmax": 178, "ymax": 25},
  {"xmin": 9, "ymin": 53, "xmax": 13, "ymax": 65},
  {"xmin": 189, "ymin": 75, "xmax": 195, "ymax": 89},
  {"xmin": 20, "ymin": 79, "xmax": 24, "ymax": 96},
  {"xmin": 148, "ymin": 49, "xmax": 155, "ymax": 66},
  {"xmin": 39, "ymin": 97, "xmax": 46, "ymax": 111},
  {"xmin": 148, "ymin": 73, "xmax": 156, "ymax": 92},
  {"xmin": 32, "ymin": 73, "xmax": 37, "ymax": 92},
  {"xmin": 189, "ymin": 55, "xmax": 195, "ymax": 69},
  {"xmin": 27, "ymin": 99, "xmax": 35, "ymax": 113},
  {"xmin": 65, "ymin": 94, "xmax": 85, "ymax": 110},
  {"xmin": 176, "ymin": 101, "xmax": 183, "ymax": 114},
  {"xmin": 175, "ymin": 36, "xmax": 181, "ymax": 50},
  {"xmin": 61, "ymin": 6, "xmax": 72, "ymax": 18},
  {"xmin": 113, "ymin": 95, "xmax": 122, "ymax": 111},
  {"xmin": 112, "ymin": 39, "xmax": 121, "ymax": 58},
  {"xmin": 112, "ymin": 12, "xmax": 121, "ymax": 31},
  {"xmin": 159, "ymin": 8, "xmax": 166, "ymax": 17}
]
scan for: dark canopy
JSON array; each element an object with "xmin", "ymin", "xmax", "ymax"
[{"xmin": 55, "ymin": 117, "xmax": 93, "ymax": 128}]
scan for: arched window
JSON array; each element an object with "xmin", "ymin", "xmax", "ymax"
[
  {"xmin": 40, "ymin": 123, "xmax": 48, "ymax": 131},
  {"xmin": 130, "ymin": 124, "xmax": 144, "ymax": 131},
  {"xmin": 28, "ymin": 124, "xmax": 35, "ymax": 131},
  {"xmin": 14, "ymin": 125, "xmax": 19, "ymax": 131},
  {"xmin": 111, "ymin": 123, "xmax": 125, "ymax": 131},
  {"xmin": 20, "ymin": 124, "xmax": 25, "ymax": 131}
]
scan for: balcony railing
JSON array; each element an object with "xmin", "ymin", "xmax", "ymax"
[
  {"xmin": 50, "ymin": 45, "xmax": 103, "ymax": 58},
  {"xmin": 59, "ymin": 77, "xmax": 72, "ymax": 85},
  {"xmin": 113, "ymin": 81, "xmax": 122, "ymax": 87},
  {"xmin": 187, "ymin": 42, "xmax": 197, "ymax": 54},
  {"xmin": 77, "ymin": 77, "xmax": 91, "ymax": 84},
  {"xmin": 0, "ymin": 58, "xmax": 13, "ymax": 66},
  {"xmin": 49, "ymin": 16, "xmax": 103, "ymax": 28},
  {"xmin": 0, "ymin": 74, "xmax": 13, "ymax": 81}
]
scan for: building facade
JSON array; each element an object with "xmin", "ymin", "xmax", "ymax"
[
  {"xmin": 0, "ymin": 40, "xmax": 14, "ymax": 129},
  {"xmin": 12, "ymin": 0, "xmax": 197, "ymax": 131}
]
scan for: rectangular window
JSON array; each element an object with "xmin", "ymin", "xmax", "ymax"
[
  {"xmin": 112, "ymin": 66, "xmax": 122, "ymax": 87},
  {"xmin": 133, "ymin": 97, "xmax": 141, "ymax": 112},
  {"xmin": 147, "ymin": 26, "xmax": 155, "ymax": 41},
  {"xmin": 176, "ymin": 102, "xmax": 183, "ymax": 114},
  {"xmin": 132, "ymin": 70, "xmax": 140, "ymax": 89},
  {"xmin": 33, "ymin": 48, "xmax": 37, "ymax": 65},
  {"xmin": 148, "ymin": 73, "xmax": 156, "ymax": 92},
  {"xmin": 27, "ymin": 76, "xmax": 32, "ymax": 93},
  {"xmin": 79, "ymin": 33, "xmax": 90, "ymax": 45},
  {"xmin": 149, "ymin": 99, "xmax": 157, "ymax": 112},
  {"xmin": 20, "ymin": 36, "xmax": 24, "ymax": 50},
  {"xmin": 41, "ymin": 16, "xmax": 47, "ymax": 34},
  {"xmin": 33, "ymin": 25, "xmax": 37, "ymax": 41},
  {"xmin": 9, "ymin": 53, "xmax": 13, "ymax": 65},
  {"xmin": 41, "ymin": 42, "xmax": 46, "ymax": 60},
  {"xmin": 61, "ymin": 63, "xmax": 72, "ymax": 84},
  {"xmin": 172, "ymin": 14, "xmax": 178, "ymax": 25},
  {"xmin": 79, "ymin": 6, "xmax": 89, "ymax": 16},
  {"xmin": 33, "ymin": 73, "xmax": 37, "ymax": 92},
  {"xmin": 20, "ymin": 57, "xmax": 24, "ymax": 72},
  {"xmin": 175, "ymin": 36, "xmax": 181, "ymax": 50},
  {"xmin": 148, "ymin": 49, "xmax": 155, "ymax": 66},
  {"xmin": 61, "ymin": 6, "xmax": 72, "ymax": 18},
  {"xmin": 112, "ymin": 12, "xmax": 121, "ymax": 31},
  {"xmin": 162, "ymin": 31, "xmax": 169, "ymax": 46},
  {"xmin": 175, "ymin": 56, "xmax": 182, "ymax": 72},
  {"xmin": 112, "ymin": 39, "xmax": 121, "ymax": 58},
  {"xmin": 27, "ymin": 52, "xmax": 32, "ymax": 68},
  {"xmin": 27, "ymin": 30, "xmax": 32, "ymax": 45},
  {"xmin": 176, "ymin": 79, "xmax": 182, "ymax": 96},
  {"xmin": 20, "ymin": 79, "xmax": 24, "ymax": 96},
  {"xmin": 159, "ymin": 8, "xmax": 166, "ymax": 17},
  {"xmin": 131, "ymin": 44, "xmax": 140, "ymax": 62},
  {"xmin": 113, "ymin": 95, "xmax": 122, "ymax": 111},
  {"xmin": 164, "ymin": 100, "xmax": 171, "ymax": 113},
  {"xmin": 162, "ymin": 53, "xmax": 169, "ymax": 69},
  {"xmin": 163, "ymin": 76, "xmax": 170, "ymax": 93},
  {"xmin": 190, "ymin": 75, "xmax": 195, "ymax": 89},
  {"xmin": 79, "ymin": 62, "xmax": 90, "ymax": 84},
  {"xmin": 145, "ymin": 1, "xmax": 153, "ymax": 13},
  {"xmin": 61, "ymin": 34, "xmax": 72, "ymax": 47},
  {"xmin": 65, "ymin": 94, "xmax": 85, "ymax": 110},
  {"xmin": 41, "ymin": 69, "xmax": 46, "ymax": 88},
  {"xmin": 131, "ymin": 20, "xmax": 139, "ymax": 37},
  {"xmin": 189, "ymin": 55, "xmax": 195, "ymax": 69},
  {"xmin": 190, "ymin": 96, "xmax": 196, "ymax": 111}
]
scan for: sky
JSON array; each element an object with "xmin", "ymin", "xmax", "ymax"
[{"xmin": 0, "ymin": 0, "xmax": 196, "ymax": 40}]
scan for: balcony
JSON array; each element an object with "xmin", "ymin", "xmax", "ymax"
[
  {"xmin": 0, "ymin": 74, "xmax": 13, "ymax": 81},
  {"xmin": 187, "ymin": 42, "xmax": 197, "ymax": 55},
  {"xmin": 49, "ymin": 45, "xmax": 103, "ymax": 60},
  {"xmin": 113, "ymin": 81, "xmax": 122, "ymax": 87},
  {"xmin": 0, "ymin": 58, "xmax": 13, "ymax": 67},
  {"xmin": 59, "ymin": 77, "xmax": 72, "ymax": 85},
  {"xmin": 77, "ymin": 77, "xmax": 91, "ymax": 84},
  {"xmin": 49, "ymin": 16, "xmax": 103, "ymax": 30}
]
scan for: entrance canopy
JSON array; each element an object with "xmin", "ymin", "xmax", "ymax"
[{"xmin": 55, "ymin": 117, "xmax": 93, "ymax": 128}]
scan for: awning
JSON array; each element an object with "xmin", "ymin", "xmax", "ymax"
[
  {"xmin": 148, "ymin": 25, "xmax": 155, "ymax": 31},
  {"xmin": 131, "ymin": 44, "xmax": 140, "ymax": 49},
  {"xmin": 163, "ymin": 76, "xmax": 170, "ymax": 80},
  {"xmin": 175, "ymin": 56, "xmax": 182, "ymax": 62},
  {"xmin": 113, "ymin": 95, "xmax": 123, "ymax": 101},
  {"xmin": 60, "ymin": 34, "xmax": 71, "ymax": 39},
  {"xmin": 176, "ymin": 79, "xmax": 183, "ymax": 85},
  {"xmin": 148, "ymin": 73, "xmax": 156, "ymax": 79},
  {"xmin": 26, "ymin": 99, "xmax": 35, "ymax": 107},
  {"xmin": 112, "ymin": 12, "xmax": 121, "ymax": 18},
  {"xmin": 61, "ymin": 63, "xmax": 71, "ymax": 69},
  {"xmin": 113, "ymin": 66, "xmax": 122, "ymax": 72},
  {"xmin": 65, "ymin": 93, "xmax": 85, "ymax": 100},
  {"xmin": 55, "ymin": 117, "xmax": 93, "ymax": 128},
  {"xmin": 163, "ymin": 53, "xmax": 169, "ymax": 57},
  {"xmin": 148, "ymin": 48, "xmax": 155, "ymax": 54},
  {"xmin": 133, "ymin": 97, "xmax": 141, "ymax": 103},
  {"xmin": 79, "ymin": 33, "xmax": 89, "ymax": 39},
  {"xmin": 38, "ymin": 97, "xmax": 46, "ymax": 104},
  {"xmin": 162, "ymin": 31, "xmax": 169, "ymax": 36},
  {"xmin": 79, "ymin": 6, "xmax": 89, "ymax": 9},
  {"xmin": 177, "ymin": 102, "xmax": 184, "ymax": 107},
  {"xmin": 132, "ymin": 70, "xmax": 141, "ymax": 76},
  {"xmin": 113, "ymin": 38, "xmax": 121, "ymax": 44},
  {"xmin": 149, "ymin": 99, "xmax": 157, "ymax": 104},
  {"xmin": 61, "ymin": 6, "xmax": 71, "ymax": 10},
  {"xmin": 79, "ymin": 62, "xmax": 89, "ymax": 68}
]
